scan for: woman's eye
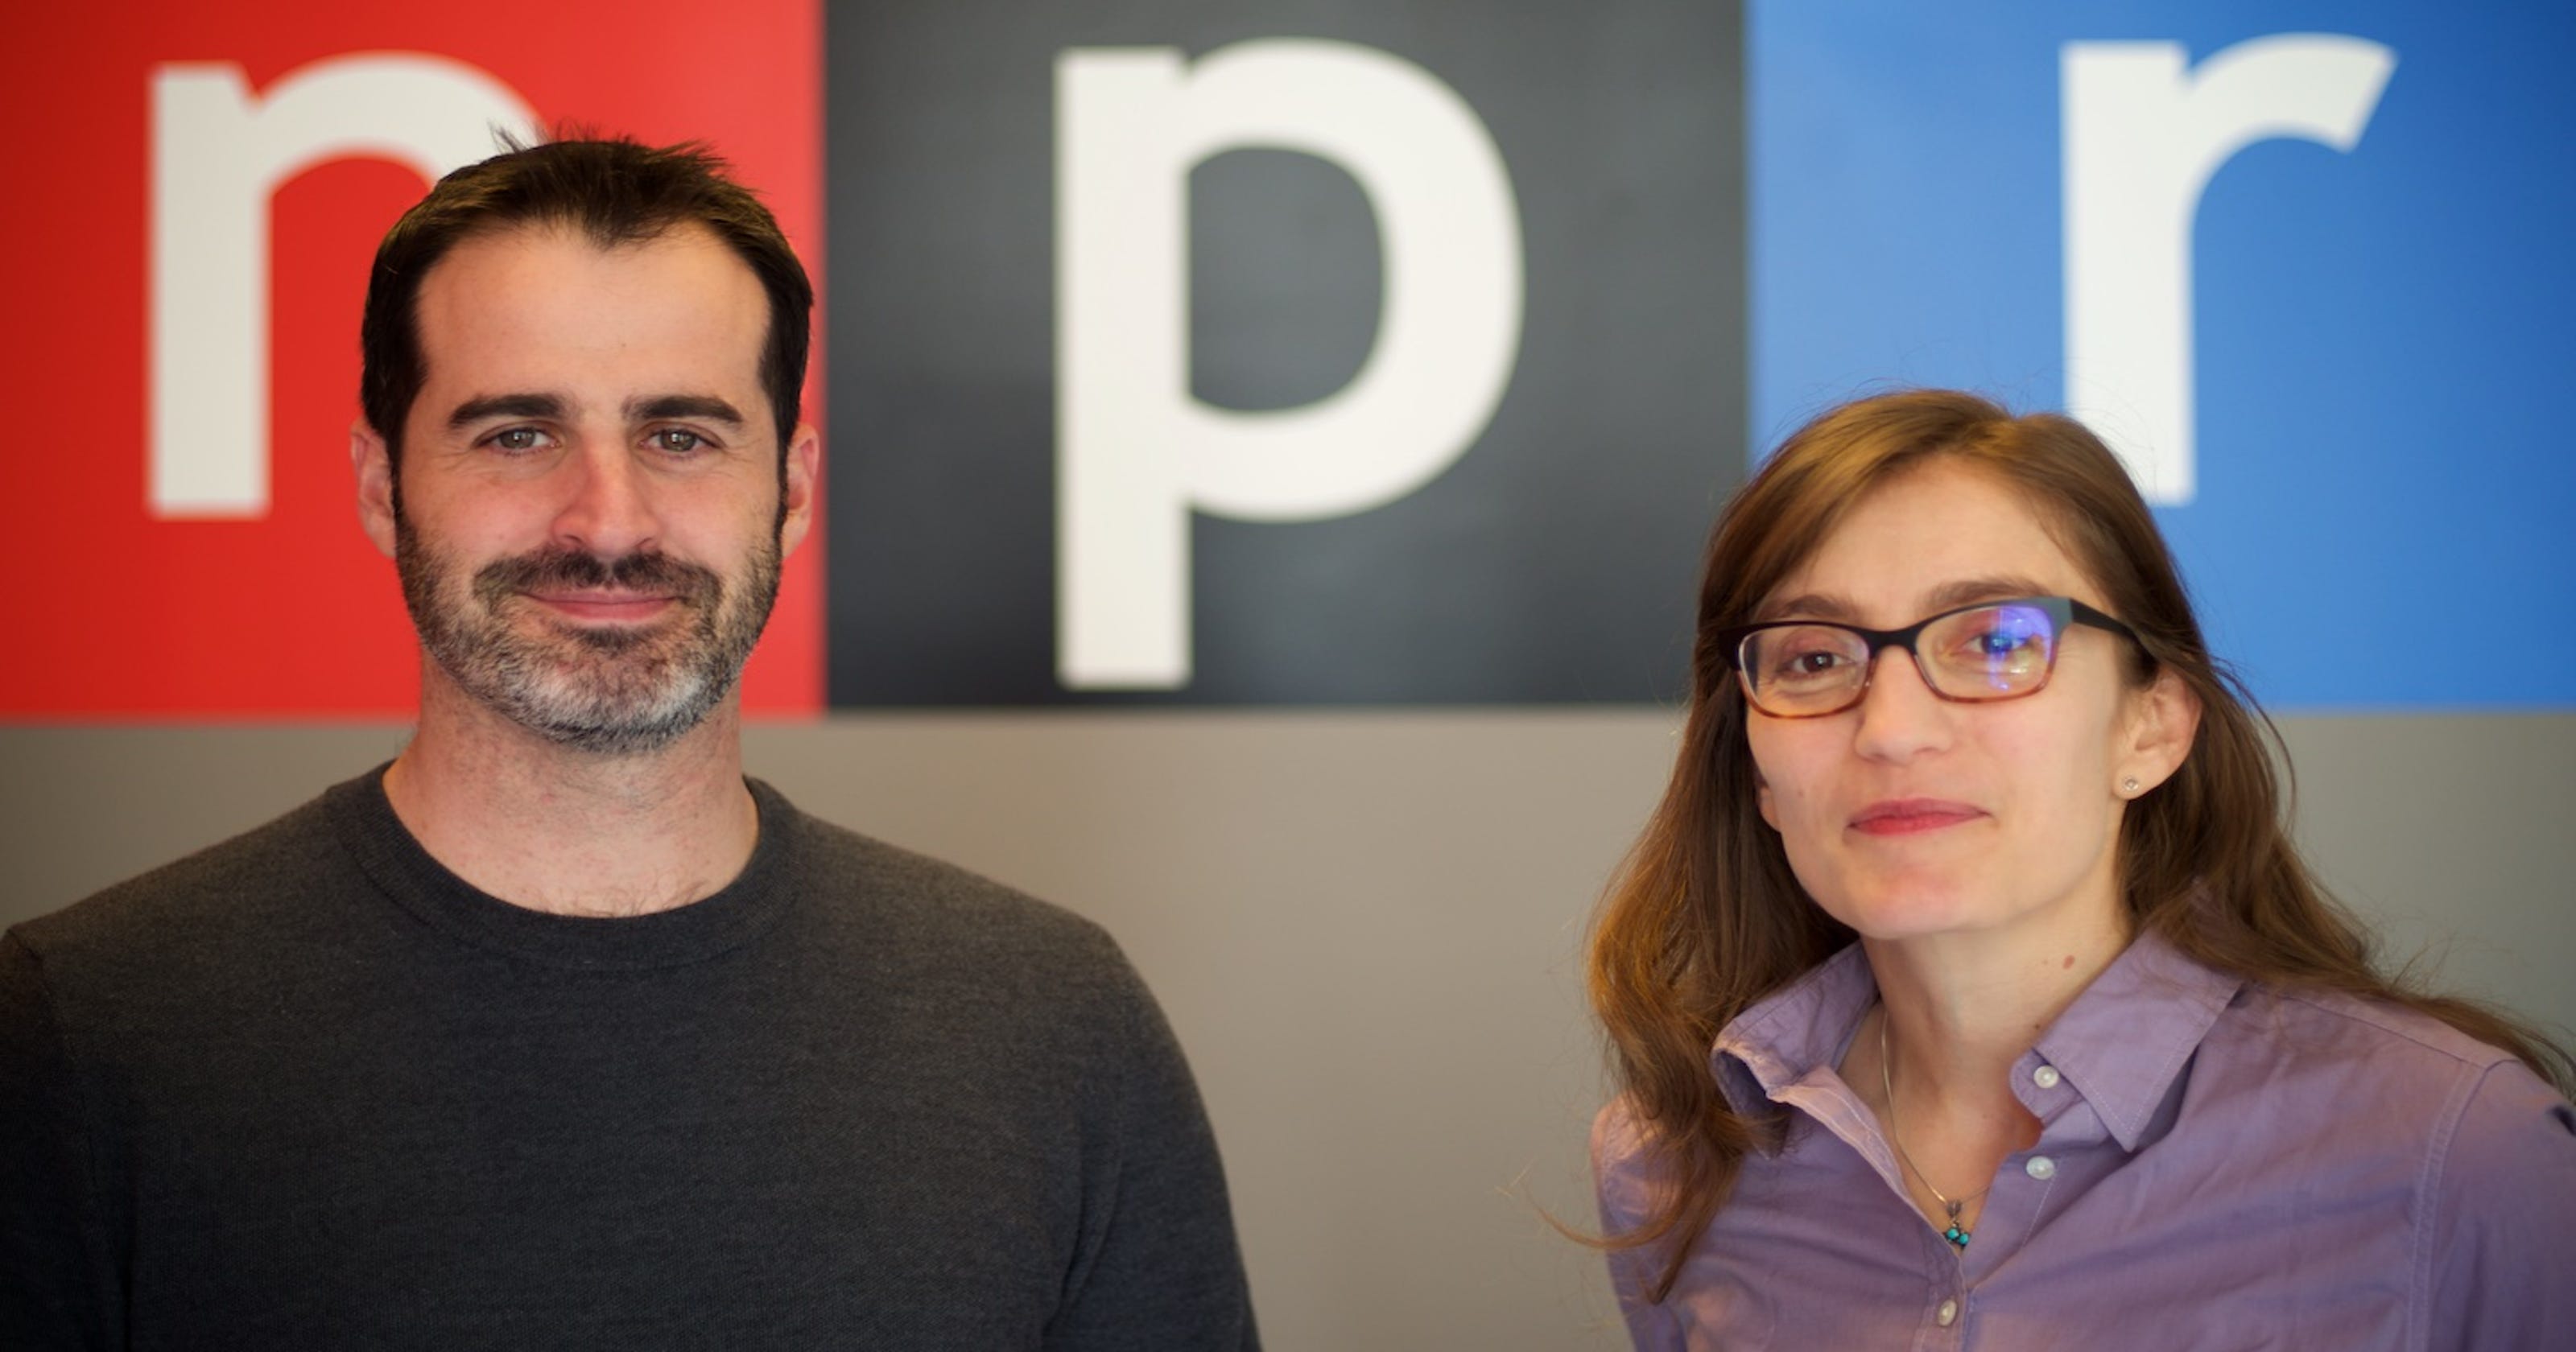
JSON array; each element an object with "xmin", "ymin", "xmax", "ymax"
[
  {"xmin": 1947, "ymin": 612, "xmax": 2052, "ymax": 668},
  {"xmin": 1771, "ymin": 645, "xmax": 1851, "ymax": 683}
]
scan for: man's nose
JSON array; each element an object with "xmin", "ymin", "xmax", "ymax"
[{"xmin": 549, "ymin": 443, "xmax": 660, "ymax": 560}]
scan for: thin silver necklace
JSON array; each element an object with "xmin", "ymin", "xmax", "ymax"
[{"xmin": 1879, "ymin": 1012, "xmax": 1990, "ymax": 1250}]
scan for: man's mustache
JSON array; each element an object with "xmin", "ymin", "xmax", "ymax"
[{"xmin": 471, "ymin": 548, "xmax": 724, "ymax": 611}]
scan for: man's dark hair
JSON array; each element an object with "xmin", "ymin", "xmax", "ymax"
[{"xmin": 359, "ymin": 134, "xmax": 812, "ymax": 468}]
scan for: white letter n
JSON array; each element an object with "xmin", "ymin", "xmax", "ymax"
[{"xmin": 149, "ymin": 55, "xmax": 537, "ymax": 518}]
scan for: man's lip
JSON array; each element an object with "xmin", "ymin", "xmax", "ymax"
[
  {"xmin": 1848, "ymin": 798, "xmax": 1987, "ymax": 835},
  {"xmin": 522, "ymin": 590, "xmax": 678, "ymax": 620}
]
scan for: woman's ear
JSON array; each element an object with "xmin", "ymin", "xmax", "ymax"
[{"xmin": 2117, "ymin": 668, "xmax": 2202, "ymax": 798}]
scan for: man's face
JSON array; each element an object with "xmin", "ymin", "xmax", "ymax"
[{"xmin": 357, "ymin": 222, "xmax": 814, "ymax": 755}]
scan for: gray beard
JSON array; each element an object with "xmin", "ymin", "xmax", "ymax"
[{"xmin": 395, "ymin": 527, "xmax": 781, "ymax": 757}]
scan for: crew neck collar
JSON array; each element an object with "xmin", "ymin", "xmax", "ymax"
[{"xmin": 325, "ymin": 764, "xmax": 800, "ymax": 970}]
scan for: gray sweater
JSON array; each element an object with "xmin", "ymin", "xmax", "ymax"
[{"xmin": 1, "ymin": 770, "xmax": 1257, "ymax": 1350}]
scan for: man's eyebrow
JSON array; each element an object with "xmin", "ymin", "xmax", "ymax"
[
  {"xmin": 1757, "ymin": 575, "xmax": 2061, "ymax": 624},
  {"xmin": 447, "ymin": 393, "xmax": 563, "ymax": 430},
  {"xmin": 629, "ymin": 394, "xmax": 747, "ymax": 427}
]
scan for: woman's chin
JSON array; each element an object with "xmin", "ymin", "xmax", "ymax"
[{"xmin": 1814, "ymin": 878, "xmax": 1992, "ymax": 942}]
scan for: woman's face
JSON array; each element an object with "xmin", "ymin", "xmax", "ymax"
[{"xmin": 1743, "ymin": 457, "xmax": 2194, "ymax": 947}]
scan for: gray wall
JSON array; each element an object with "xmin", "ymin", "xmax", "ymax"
[{"xmin": 5, "ymin": 711, "xmax": 2570, "ymax": 1349}]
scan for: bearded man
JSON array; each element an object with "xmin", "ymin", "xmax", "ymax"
[{"xmin": 0, "ymin": 137, "xmax": 1257, "ymax": 1350}]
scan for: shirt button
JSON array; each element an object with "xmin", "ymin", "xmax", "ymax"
[
  {"xmin": 2025, "ymin": 1155, "xmax": 2058, "ymax": 1181},
  {"xmin": 2032, "ymin": 1064, "xmax": 2062, "ymax": 1089},
  {"xmin": 1936, "ymin": 1298, "xmax": 1959, "ymax": 1327}
]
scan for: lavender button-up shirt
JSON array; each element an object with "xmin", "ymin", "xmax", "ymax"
[{"xmin": 1593, "ymin": 933, "xmax": 2576, "ymax": 1350}]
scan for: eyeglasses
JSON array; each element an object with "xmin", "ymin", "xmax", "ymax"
[{"xmin": 1718, "ymin": 596, "xmax": 2140, "ymax": 719}]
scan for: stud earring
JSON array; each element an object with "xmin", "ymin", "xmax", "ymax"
[{"xmin": 2120, "ymin": 777, "xmax": 2140, "ymax": 795}]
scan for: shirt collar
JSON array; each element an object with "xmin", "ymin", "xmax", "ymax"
[
  {"xmin": 2030, "ymin": 929, "xmax": 2241, "ymax": 1148},
  {"xmin": 1711, "ymin": 930, "xmax": 2244, "ymax": 1150},
  {"xmin": 1711, "ymin": 943, "xmax": 1877, "ymax": 1115}
]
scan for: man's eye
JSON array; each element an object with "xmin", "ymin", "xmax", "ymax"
[
  {"xmin": 652, "ymin": 429, "xmax": 705, "ymax": 454},
  {"xmin": 492, "ymin": 427, "xmax": 550, "ymax": 452}
]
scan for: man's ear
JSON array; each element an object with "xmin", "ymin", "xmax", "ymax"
[
  {"xmin": 353, "ymin": 421, "xmax": 398, "ymax": 559},
  {"xmin": 2118, "ymin": 668, "xmax": 2202, "ymax": 798},
  {"xmin": 778, "ymin": 422, "xmax": 820, "ymax": 558}
]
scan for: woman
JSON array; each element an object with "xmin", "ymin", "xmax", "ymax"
[{"xmin": 1587, "ymin": 390, "xmax": 2576, "ymax": 1349}]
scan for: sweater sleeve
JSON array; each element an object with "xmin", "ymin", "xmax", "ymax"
[
  {"xmin": 0, "ymin": 933, "xmax": 122, "ymax": 1351},
  {"xmin": 1042, "ymin": 945, "xmax": 1258, "ymax": 1352},
  {"xmin": 2423, "ymin": 1058, "xmax": 2576, "ymax": 1350}
]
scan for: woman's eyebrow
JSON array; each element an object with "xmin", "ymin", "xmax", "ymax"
[
  {"xmin": 1757, "ymin": 575, "xmax": 2058, "ymax": 624},
  {"xmin": 1920, "ymin": 575, "xmax": 2058, "ymax": 612},
  {"xmin": 1756, "ymin": 591, "xmax": 1859, "ymax": 623}
]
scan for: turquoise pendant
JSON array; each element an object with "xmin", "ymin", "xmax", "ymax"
[{"xmin": 1942, "ymin": 1224, "xmax": 1971, "ymax": 1249}]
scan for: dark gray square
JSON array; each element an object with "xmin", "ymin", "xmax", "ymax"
[{"xmin": 825, "ymin": 0, "xmax": 1745, "ymax": 705}]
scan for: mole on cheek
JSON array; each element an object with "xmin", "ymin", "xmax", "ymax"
[{"xmin": 2062, "ymin": 954, "xmax": 2074, "ymax": 970}]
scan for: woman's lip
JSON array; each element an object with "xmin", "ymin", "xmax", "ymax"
[{"xmin": 1848, "ymin": 799, "xmax": 1986, "ymax": 835}]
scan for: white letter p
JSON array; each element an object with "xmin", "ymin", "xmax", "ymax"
[{"xmin": 1055, "ymin": 39, "xmax": 1524, "ymax": 690}]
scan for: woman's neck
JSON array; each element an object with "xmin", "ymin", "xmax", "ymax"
[
  {"xmin": 1842, "ymin": 914, "xmax": 2128, "ymax": 1240},
  {"xmin": 1864, "ymin": 906, "xmax": 2131, "ymax": 1103}
]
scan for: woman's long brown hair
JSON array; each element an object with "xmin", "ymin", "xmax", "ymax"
[{"xmin": 1588, "ymin": 390, "xmax": 2575, "ymax": 1300}]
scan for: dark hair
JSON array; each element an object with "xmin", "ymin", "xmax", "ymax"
[
  {"xmin": 1586, "ymin": 388, "xmax": 2575, "ymax": 1300},
  {"xmin": 359, "ymin": 134, "xmax": 812, "ymax": 465}
]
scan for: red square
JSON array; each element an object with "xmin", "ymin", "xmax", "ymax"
[{"xmin": 0, "ymin": 0, "xmax": 824, "ymax": 717}]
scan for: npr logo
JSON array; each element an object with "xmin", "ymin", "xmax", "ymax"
[{"xmin": 123, "ymin": 16, "xmax": 2388, "ymax": 708}]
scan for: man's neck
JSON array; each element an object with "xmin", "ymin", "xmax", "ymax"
[{"xmin": 382, "ymin": 677, "xmax": 761, "ymax": 918}]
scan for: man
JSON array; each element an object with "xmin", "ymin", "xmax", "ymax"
[{"xmin": 1, "ymin": 137, "xmax": 1257, "ymax": 1349}]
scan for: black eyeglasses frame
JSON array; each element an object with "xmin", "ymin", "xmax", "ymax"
[{"xmin": 1716, "ymin": 595, "xmax": 2141, "ymax": 719}]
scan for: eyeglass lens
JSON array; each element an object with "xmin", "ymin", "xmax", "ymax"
[{"xmin": 1741, "ymin": 603, "xmax": 2059, "ymax": 715}]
